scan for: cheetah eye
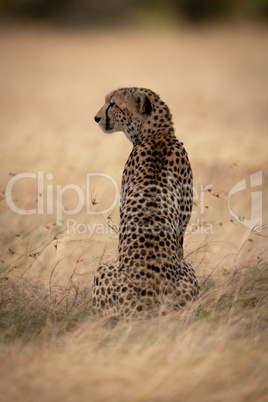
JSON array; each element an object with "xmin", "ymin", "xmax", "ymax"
[{"xmin": 109, "ymin": 102, "xmax": 115, "ymax": 107}]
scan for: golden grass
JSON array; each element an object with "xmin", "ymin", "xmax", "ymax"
[
  {"xmin": 0, "ymin": 23, "xmax": 268, "ymax": 401},
  {"xmin": 0, "ymin": 262, "xmax": 268, "ymax": 402}
]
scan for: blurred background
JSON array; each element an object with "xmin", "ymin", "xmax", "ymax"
[
  {"xmin": 0, "ymin": 0, "xmax": 267, "ymax": 283},
  {"xmin": 0, "ymin": 0, "xmax": 268, "ymax": 26}
]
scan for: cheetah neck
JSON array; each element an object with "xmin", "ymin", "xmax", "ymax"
[{"xmin": 129, "ymin": 126, "xmax": 175, "ymax": 147}]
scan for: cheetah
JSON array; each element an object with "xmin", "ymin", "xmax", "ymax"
[{"xmin": 93, "ymin": 87, "xmax": 199, "ymax": 317}]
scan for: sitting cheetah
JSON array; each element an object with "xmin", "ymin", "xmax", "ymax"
[{"xmin": 93, "ymin": 87, "xmax": 199, "ymax": 317}]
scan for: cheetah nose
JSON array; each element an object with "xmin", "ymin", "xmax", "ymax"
[{"xmin": 94, "ymin": 115, "xmax": 101, "ymax": 123}]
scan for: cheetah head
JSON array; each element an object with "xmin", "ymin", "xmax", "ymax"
[{"xmin": 94, "ymin": 88, "xmax": 154, "ymax": 143}]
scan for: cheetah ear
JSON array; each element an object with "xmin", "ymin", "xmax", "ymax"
[{"xmin": 133, "ymin": 90, "xmax": 152, "ymax": 115}]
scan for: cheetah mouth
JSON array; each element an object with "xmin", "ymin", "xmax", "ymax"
[
  {"xmin": 105, "ymin": 123, "xmax": 114, "ymax": 131},
  {"xmin": 99, "ymin": 123, "xmax": 116, "ymax": 134}
]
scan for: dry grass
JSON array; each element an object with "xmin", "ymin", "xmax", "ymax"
[
  {"xmin": 0, "ymin": 261, "xmax": 268, "ymax": 402},
  {"xmin": 0, "ymin": 23, "xmax": 268, "ymax": 401}
]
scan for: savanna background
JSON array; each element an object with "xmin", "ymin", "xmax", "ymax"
[{"xmin": 0, "ymin": 1, "xmax": 268, "ymax": 401}]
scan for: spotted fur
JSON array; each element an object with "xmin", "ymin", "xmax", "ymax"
[{"xmin": 93, "ymin": 88, "xmax": 199, "ymax": 317}]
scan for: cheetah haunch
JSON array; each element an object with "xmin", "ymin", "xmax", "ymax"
[{"xmin": 93, "ymin": 88, "xmax": 199, "ymax": 317}]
